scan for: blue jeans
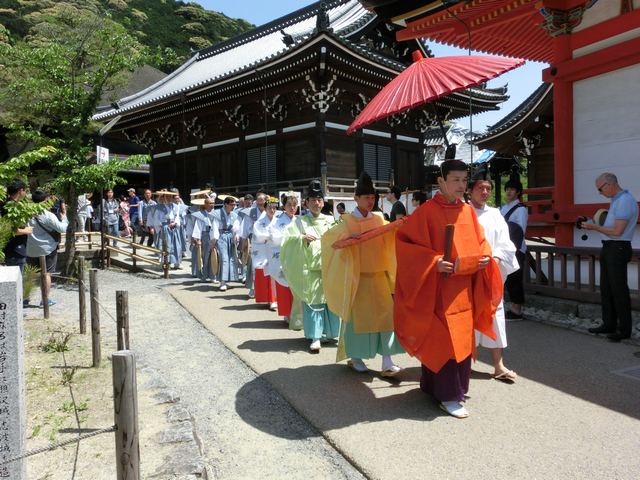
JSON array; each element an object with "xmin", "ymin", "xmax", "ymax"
[{"xmin": 107, "ymin": 223, "xmax": 119, "ymax": 246}]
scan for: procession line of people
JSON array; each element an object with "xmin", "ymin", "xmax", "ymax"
[
  {"xmin": 64, "ymin": 165, "xmax": 522, "ymax": 419},
  {"xmin": 178, "ymin": 164, "xmax": 522, "ymax": 419}
]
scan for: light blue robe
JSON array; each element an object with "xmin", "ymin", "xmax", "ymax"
[
  {"xmin": 152, "ymin": 203, "xmax": 182, "ymax": 267},
  {"xmin": 190, "ymin": 210, "xmax": 216, "ymax": 281},
  {"xmin": 214, "ymin": 208, "xmax": 240, "ymax": 282}
]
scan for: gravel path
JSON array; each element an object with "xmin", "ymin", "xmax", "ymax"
[{"xmin": 47, "ymin": 268, "xmax": 364, "ymax": 479}]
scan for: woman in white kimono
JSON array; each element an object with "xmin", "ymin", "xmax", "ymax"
[
  {"xmin": 266, "ymin": 194, "xmax": 298, "ymax": 321},
  {"xmin": 252, "ymin": 197, "xmax": 279, "ymax": 310},
  {"xmin": 148, "ymin": 190, "xmax": 182, "ymax": 269},
  {"xmin": 467, "ymin": 170, "xmax": 520, "ymax": 382},
  {"xmin": 212, "ymin": 196, "xmax": 241, "ymax": 291}
]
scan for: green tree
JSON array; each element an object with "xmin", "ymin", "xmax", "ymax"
[{"xmin": 0, "ymin": 4, "xmax": 149, "ymax": 274}]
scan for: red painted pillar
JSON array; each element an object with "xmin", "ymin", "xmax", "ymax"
[{"xmin": 548, "ymin": 34, "xmax": 574, "ymax": 246}]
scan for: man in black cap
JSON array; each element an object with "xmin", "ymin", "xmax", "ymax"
[
  {"xmin": 281, "ymin": 180, "xmax": 340, "ymax": 353},
  {"xmin": 322, "ymin": 172, "xmax": 404, "ymax": 375},
  {"xmin": 500, "ymin": 174, "xmax": 528, "ymax": 319}
]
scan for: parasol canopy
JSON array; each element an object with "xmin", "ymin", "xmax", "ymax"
[{"xmin": 347, "ymin": 51, "xmax": 525, "ymax": 135}]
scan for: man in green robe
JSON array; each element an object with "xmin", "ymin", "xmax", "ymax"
[{"xmin": 281, "ymin": 180, "xmax": 340, "ymax": 353}]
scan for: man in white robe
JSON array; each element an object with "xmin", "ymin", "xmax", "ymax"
[{"xmin": 468, "ymin": 170, "xmax": 520, "ymax": 382}]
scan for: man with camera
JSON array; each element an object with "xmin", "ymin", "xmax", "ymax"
[
  {"xmin": 582, "ymin": 173, "xmax": 638, "ymax": 342},
  {"xmin": 27, "ymin": 190, "xmax": 68, "ymax": 307}
]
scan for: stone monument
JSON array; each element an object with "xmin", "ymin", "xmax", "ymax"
[{"xmin": 0, "ymin": 267, "xmax": 25, "ymax": 478}]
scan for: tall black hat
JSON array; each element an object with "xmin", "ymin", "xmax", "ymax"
[
  {"xmin": 355, "ymin": 171, "xmax": 375, "ymax": 196},
  {"xmin": 468, "ymin": 162, "xmax": 491, "ymax": 188},
  {"xmin": 306, "ymin": 179, "xmax": 324, "ymax": 199}
]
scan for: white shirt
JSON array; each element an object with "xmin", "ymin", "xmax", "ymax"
[
  {"xmin": 474, "ymin": 204, "xmax": 519, "ymax": 282},
  {"xmin": 500, "ymin": 199, "xmax": 528, "ymax": 253}
]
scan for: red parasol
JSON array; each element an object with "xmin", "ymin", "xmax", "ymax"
[{"xmin": 347, "ymin": 51, "xmax": 525, "ymax": 135}]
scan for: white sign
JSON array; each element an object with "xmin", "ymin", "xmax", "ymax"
[{"xmin": 97, "ymin": 146, "xmax": 109, "ymax": 164}]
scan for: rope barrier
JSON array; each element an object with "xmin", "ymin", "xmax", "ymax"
[
  {"xmin": 0, "ymin": 425, "xmax": 117, "ymax": 465},
  {"xmin": 94, "ymin": 297, "xmax": 118, "ymax": 324}
]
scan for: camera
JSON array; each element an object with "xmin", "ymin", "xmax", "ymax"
[
  {"xmin": 576, "ymin": 216, "xmax": 589, "ymax": 241},
  {"xmin": 576, "ymin": 216, "xmax": 588, "ymax": 229}
]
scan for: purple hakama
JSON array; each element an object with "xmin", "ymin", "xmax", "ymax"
[{"xmin": 420, "ymin": 356, "xmax": 472, "ymax": 402}]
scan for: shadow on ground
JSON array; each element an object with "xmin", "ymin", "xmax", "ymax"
[
  {"xmin": 235, "ymin": 364, "xmax": 439, "ymax": 440},
  {"xmin": 478, "ymin": 320, "xmax": 640, "ymax": 419},
  {"xmin": 230, "ymin": 320, "xmax": 289, "ymax": 330}
]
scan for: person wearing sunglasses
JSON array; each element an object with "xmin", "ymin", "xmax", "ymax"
[{"xmin": 582, "ymin": 173, "xmax": 638, "ymax": 342}]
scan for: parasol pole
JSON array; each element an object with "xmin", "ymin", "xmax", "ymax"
[
  {"xmin": 446, "ymin": 4, "xmax": 473, "ymax": 164},
  {"xmin": 442, "ymin": 224, "xmax": 455, "ymax": 279}
]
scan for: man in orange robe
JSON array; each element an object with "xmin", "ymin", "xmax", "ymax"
[{"xmin": 394, "ymin": 160, "xmax": 503, "ymax": 418}]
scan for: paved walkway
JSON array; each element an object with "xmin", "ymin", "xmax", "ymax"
[
  {"xmin": 46, "ymin": 269, "xmax": 363, "ymax": 479},
  {"xmin": 167, "ymin": 279, "xmax": 640, "ymax": 480}
]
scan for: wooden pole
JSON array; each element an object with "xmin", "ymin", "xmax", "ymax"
[
  {"xmin": 442, "ymin": 224, "xmax": 455, "ymax": 279},
  {"xmin": 77, "ymin": 256, "xmax": 86, "ymax": 334},
  {"xmin": 90, "ymin": 269, "xmax": 101, "ymax": 368},
  {"xmin": 132, "ymin": 232, "xmax": 137, "ymax": 269},
  {"xmin": 39, "ymin": 255, "xmax": 50, "ymax": 319},
  {"xmin": 112, "ymin": 351, "xmax": 140, "ymax": 480},
  {"xmin": 162, "ymin": 235, "xmax": 169, "ymax": 279},
  {"xmin": 116, "ymin": 290, "xmax": 129, "ymax": 350}
]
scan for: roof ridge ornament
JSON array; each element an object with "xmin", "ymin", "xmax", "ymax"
[{"xmin": 316, "ymin": 2, "xmax": 332, "ymax": 32}]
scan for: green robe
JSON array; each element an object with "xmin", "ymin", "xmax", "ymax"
[{"xmin": 280, "ymin": 213, "xmax": 335, "ymax": 306}]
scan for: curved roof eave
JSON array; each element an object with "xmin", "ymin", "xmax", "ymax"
[
  {"xmin": 93, "ymin": 31, "xmax": 408, "ymax": 122},
  {"xmin": 475, "ymin": 83, "xmax": 552, "ymax": 145}
]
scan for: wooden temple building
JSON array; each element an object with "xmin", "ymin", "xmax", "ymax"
[
  {"xmin": 94, "ymin": 0, "xmax": 510, "ymax": 197},
  {"xmin": 362, "ymin": 0, "xmax": 640, "ymax": 249},
  {"xmin": 475, "ymin": 83, "xmax": 555, "ymax": 233}
]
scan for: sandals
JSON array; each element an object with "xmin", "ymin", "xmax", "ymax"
[{"xmin": 493, "ymin": 369, "xmax": 517, "ymax": 383}]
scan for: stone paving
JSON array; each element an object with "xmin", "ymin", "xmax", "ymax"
[{"xmin": 39, "ymin": 266, "xmax": 640, "ymax": 479}]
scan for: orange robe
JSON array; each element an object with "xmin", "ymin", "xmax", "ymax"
[{"xmin": 394, "ymin": 193, "xmax": 503, "ymax": 373}]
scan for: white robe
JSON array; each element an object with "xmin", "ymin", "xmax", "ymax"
[
  {"xmin": 474, "ymin": 204, "xmax": 519, "ymax": 348},
  {"xmin": 251, "ymin": 212, "xmax": 278, "ymax": 269},
  {"xmin": 266, "ymin": 212, "xmax": 295, "ymax": 286}
]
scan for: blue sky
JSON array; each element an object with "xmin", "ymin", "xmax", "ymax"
[{"xmin": 195, "ymin": 0, "xmax": 546, "ymax": 131}]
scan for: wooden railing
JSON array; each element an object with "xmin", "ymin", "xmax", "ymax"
[
  {"xmin": 524, "ymin": 244, "xmax": 640, "ymax": 309},
  {"xmin": 103, "ymin": 233, "xmax": 169, "ymax": 278},
  {"xmin": 59, "ymin": 231, "xmax": 103, "ymax": 251}
]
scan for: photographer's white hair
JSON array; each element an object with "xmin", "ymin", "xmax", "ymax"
[{"xmin": 597, "ymin": 172, "xmax": 618, "ymax": 185}]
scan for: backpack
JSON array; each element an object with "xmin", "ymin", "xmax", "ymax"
[
  {"xmin": 35, "ymin": 216, "xmax": 62, "ymax": 244},
  {"xmin": 504, "ymin": 203, "xmax": 525, "ymax": 250}
]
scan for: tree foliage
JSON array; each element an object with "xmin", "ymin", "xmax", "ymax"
[
  {"xmin": 0, "ymin": 0, "xmax": 254, "ymax": 73},
  {"xmin": 0, "ymin": 4, "xmax": 151, "ymax": 273},
  {"xmin": 0, "ymin": 147, "xmax": 56, "ymax": 260}
]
